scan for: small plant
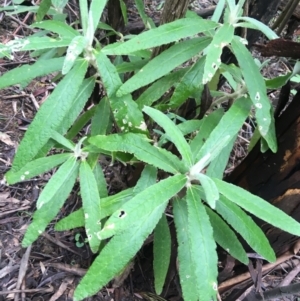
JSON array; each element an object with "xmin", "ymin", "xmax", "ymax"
[
  {"xmin": 1, "ymin": 0, "xmax": 300, "ymax": 300},
  {"xmin": 75, "ymin": 233, "xmax": 85, "ymax": 248}
]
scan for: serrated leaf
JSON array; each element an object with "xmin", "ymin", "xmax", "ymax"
[
  {"xmin": 62, "ymin": 36, "xmax": 87, "ymax": 74},
  {"xmin": 0, "ymin": 57, "xmax": 64, "ymax": 89},
  {"xmin": 265, "ymin": 73, "xmax": 291, "ymax": 89},
  {"xmin": 136, "ymin": 68, "xmax": 187, "ymax": 109},
  {"xmin": 36, "ymin": 156, "xmax": 78, "ymax": 209},
  {"xmin": 134, "ymin": 0, "xmax": 155, "ymax": 28},
  {"xmin": 193, "ymin": 96, "xmax": 251, "ymax": 164},
  {"xmin": 88, "ymin": 133, "xmax": 187, "ymax": 174},
  {"xmin": 186, "ymin": 186, "xmax": 218, "ymax": 300},
  {"xmin": 213, "ymin": 193, "xmax": 276, "ymax": 262},
  {"xmin": 205, "ymin": 206, "xmax": 248, "ymax": 264},
  {"xmin": 73, "ymin": 202, "xmax": 167, "ymax": 301},
  {"xmin": 203, "ymin": 24, "xmax": 234, "ymax": 84},
  {"xmin": 31, "ymin": 20, "xmax": 79, "ymax": 38},
  {"xmin": 133, "ymin": 165, "xmax": 157, "ymax": 194},
  {"xmin": 5, "ymin": 153, "xmax": 71, "ymax": 184},
  {"xmin": 51, "ymin": 130, "xmax": 75, "ymax": 150},
  {"xmin": 206, "ymin": 135, "xmax": 236, "ymax": 179},
  {"xmin": 190, "ymin": 108, "xmax": 223, "ymax": 158},
  {"xmin": 214, "ymin": 178, "xmax": 300, "ymax": 239},
  {"xmin": 99, "ymin": 174, "xmax": 186, "ymax": 240},
  {"xmin": 116, "ymin": 58, "xmax": 149, "ymax": 74},
  {"xmin": 88, "ymin": 0, "xmax": 107, "ymax": 38},
  {"xmin": 173, "ymin": 198, "xmax": 197, "ymax": 301},
  {"xmin": 57, "ymin": 77, "xmax": 96, "ymax": 135},
  {"xmin": 237, "ymin": 17, "xmax": 278, "ymax": 40},
  {"xmin": 36, "ymin": 0, "xmax": 52, "ymax": 21},
  {"xmin": 0, "ymin": 5, "xmax": 56, "ymax": 14},
  {"xmin": 212, "ymin": 0, "xmax": 226, "ymax": 22},
  {"xmin": 230, "ymin": 36, "xmax": 276, "ymax": 151},
  {"xmin": 95, "ymin": 51, "xmax": 145, "ymax": 133},
  {"xmin": 22, "ymin": 158, "xmax": 79, "ymax": 247},
  {"xmin": 66, "ymin": 106, "xmax": 97, "ymax": 140},
  {"xmin": 169, "ymin": 57, "xmax": 205, "ymax": 109},
  {"xmin": 143, "ymin": 106, "xmax": 193, "ymax": 167},
  {"xmin": 195, "ymin": 173, "xmax": 219, "ymax": 209},
  {"xmin": 93, "ymin": 162, "xmax": 108, "ymax": 197},
  {"xmin": 80, "ymin": 161, "xmax": 102, "ymax": 253},
  {"xmin": 102, "ymin": 18, "xmax": 217, "ymax": 55},
  {"xmin": 4, "ymin": 36, "xmax": 73, "ymax": 54},
  {"xmin": 79, "ymin": 0, "xmax": 88, "ymax": 35},
  {"xmin": 8, "ymin": 60, "xmax": 88, "ymax": 173},
  {"xmin": 91, "ymin": 98, "xmax": 112, "ymax": 136},
  {"xmin": 55, "ymin": 188, "xmax": 135, "ymax": 231},
  {"xmin": 116, "ymin": 37, "xmax": 211, "ymax": 96},
  {"xmin": 153, "ymin": 214, "xmax": 171, "ymax": 295}
]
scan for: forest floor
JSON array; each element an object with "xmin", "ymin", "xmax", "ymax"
[{"xmin": 1, "ymin": 0, "xmax": 300, "ymax": 300}]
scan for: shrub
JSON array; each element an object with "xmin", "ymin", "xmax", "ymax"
[{"xmin": 1, "ymin": 0, "xmax": 299, "ymax": 300}]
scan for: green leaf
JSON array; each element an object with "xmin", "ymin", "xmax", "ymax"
[
  {"xmin": 169, "ymin": 57, "xmax": 205, "ymax": 109},
  {"xmin": 88, "ymin": 133, "xmax": 187, "ymax": 174},
  {"xmin": 36, "ymin": 0, "xmax": 52, "ymax": 22},
  {"xmin": 186, "ymin": 186, "xmax": 218, "ymax": 300},
  {"xmin": 55, "ymin": 188, "xmax": 135, "ymax": 231},
  {"xmin": 93, "ymin": 162, "xmax": 108, "ymax": 198},
  {"xmin": 153, "ymin": 214, "xmax": 171, "ymax": 295},
  {"xmin": 88, "ymin": 0, "xmax": 107, "ymax": 38},
  {"xmin": 36, "ymin": 156, "xmax": 78, "ymax": 209},
  {"xmin": 230, "ymin": 36, "xmax": 276, "ymax": 151},
  {"xmin": 213, "ymin": 193, "xmax": 276, "ymax": 262},
  {"xmin": 133, "ymin": 165, "xmax": 157, "ymax": 194},
  {"xmin": 116, "ymin": 37, "xmax": 211, "ymax": 96},
  {"xmin": 173, "ymin": 198, "xmax": 198, "ymax": 301},
  {"xmin": 195, "ymin": 173, "xmax": 219, "ymax": 209},
  {"xmin": 136, "ymin": 68, "xmax": 187, "ymax": 109},
  {"xmin": 190, "ymin": 108, "xmax": 223, "ymax": 159},
  {"xmin": 214, "ymin": 178, "xmax": 300, "ymax": 239},
  {"xmin": 22, "ymin": 158, "xmax": 79, "ymax": 247},
  {"xmin": 177, "ymin": 120, "xmax": 203, "ymax": 136},
  {"xmin": 73, "ymin": 202, "xmax": 167, "ymax": 301},
  {"xmin": 99, "ymin": 174, "xmax": 186, "ymax": 240},
  {"xmin": 80, "ymin": 160, "xmax": 102, "ymax": 253},
  {"xmin": 237, "ymin": 17, "xmax": 278, "ymax": 40},
  {"xmin": 79, "ymin": 0, "xmax": 89, "ymax": 35},
  {"xmin": 62, "ymin": 36, "xmax": 87, "ymax": 75},
  {"xmin": 193, "ymin": 97, "xmax": 251, "ymax": 164},
  {"xmin": 134, "ymin": 0, "xmax": 155, "ymax": 28},
  {"xmin": 103, "ymin": 18, "xmax": 217, "ymax": 55},
  {"xmin": 203, "ymin": 24, "xmax": 234, "ymax": 84},
  {"xmin": 143, "ymin": 106, "xmax": 193, "ymax": 167},
  {"xmin": 265, "ymin": 73, "xmax": 291, "ymax": 89},
  {"xmin": 0, "ymin": 57, "xmax": 64, "ymax": 89},
  {"xmin": 58, "ymin": 77, "xmax": 96, "ymax": 134},
  {"xmin": 91, "ymin": 98, "xmax": 111, "ymax": 136},
  {"xmin": 66, "ymin": 106, "xmax": 97, "ymax": 140},
  {"xmin": 51, "ymin": 131, "xmax": 75, "ymax": 151},
  {"xmin": 95, "ymin": 51, "xmax": 145, "ymax": 132},
  {"xmin": 31, "ymin": 20, "xmax": 79, "ymax": 38},
  {"xmin": 5, "ymin": 36, "xmax": 73, "ymax": 53},
  {"xmin": 205, "ymin": 206, "xmax": 248, "ymax": 264},
  {"xmin": 5, "ymin": 153, "xmax": 71, "ymax": 184},
  {"xmin": 206, "ymin": 135, "xmax": 236, "ymax": 179},
  {"xmin": 8, "ymin": 60, "xmax": 88, "ymax": 172},
  {"xmin": 116, "ymin": 58, "xmax": 150, "ymax": 74},
  {"xmin": 212, "ymin": 0, "xmax": 226, "ymax": 22}
]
